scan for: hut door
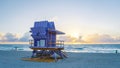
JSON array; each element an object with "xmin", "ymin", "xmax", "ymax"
[
  {"xmin": 40, "ymin": 40, "xmax": 45, "ymax": 47},
  {"xmin": 37, "ymin": 41, "xmax": 40, "ymax": 46}
]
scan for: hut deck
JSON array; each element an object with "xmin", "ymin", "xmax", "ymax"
[{"xmin": 30, "ymin": 46, "xmax": 64, "ymax": 50}]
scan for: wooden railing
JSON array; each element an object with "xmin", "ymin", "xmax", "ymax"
[
  {"xmin": 29, "ymin": 40, "xmax": 34, "ymax": 46},
  {"xmin": 29, "ymin": 40, "xmax": 64, "ymax": 48},
  {"xmin": 48, "ymin": 40, "xmax": 64, "ymax": 48}
]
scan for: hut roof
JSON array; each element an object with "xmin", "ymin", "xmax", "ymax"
[{"xmin": 48, "ymin": 29, "xmax": 65, "ymax": 34}]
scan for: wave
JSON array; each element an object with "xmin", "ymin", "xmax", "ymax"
[{"xmin": 0, "ymin": 44, "xmax": 120, "ymax": 53}]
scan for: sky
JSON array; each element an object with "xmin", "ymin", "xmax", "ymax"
[{"xmin": 0, "ymin": 0, "xmax": 120, "ymax": 44}]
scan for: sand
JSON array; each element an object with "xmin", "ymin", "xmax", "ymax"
[{"xmin": 0, "ymin": 50, "xmax": 120, "ymax": 68}]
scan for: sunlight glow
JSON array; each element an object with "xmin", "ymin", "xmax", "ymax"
[{"xmin": 71, "ymin": 33, "xmax": 79, "ymax": 38}]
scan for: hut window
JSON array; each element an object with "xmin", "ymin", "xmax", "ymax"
[
  {"xmin": 40, "ymin": 40, "xmax": 45, "ymax": 47},
  {"xmin": 37, "ymin": 40, "xmax": 45, "ymax": 47}
]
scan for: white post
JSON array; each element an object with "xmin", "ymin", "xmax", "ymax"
[{"xmin": 54, "ymin": 52, "xmax": 57, "ymax": 62}]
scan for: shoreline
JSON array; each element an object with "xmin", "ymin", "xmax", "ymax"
[{"xmin": 0, "ymin": 42, "xmax": 120, "ymax": 45}]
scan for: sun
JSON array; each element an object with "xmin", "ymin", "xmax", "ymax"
[{"xmin": 71, "ymin": 33, "xmax": 79, "ymax": 38}]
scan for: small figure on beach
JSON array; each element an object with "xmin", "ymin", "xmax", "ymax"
[{"xmin": 115, "ymin": 50, "xmax": 118, "ymax": 54}]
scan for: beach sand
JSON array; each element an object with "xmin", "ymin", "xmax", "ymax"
[{"xmin": 0, "ymin": 50, "xmax": 120, "ymax": 68}]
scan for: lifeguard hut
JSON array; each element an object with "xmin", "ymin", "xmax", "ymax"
[{"xmin": 29, "ymin": 21, "xmax": 67, "ymax": 61}]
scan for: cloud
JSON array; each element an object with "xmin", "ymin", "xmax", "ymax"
[
  {"xmin": 58, "ymin": 35, "xmax": 75, "ymax": 42},
  {"xmin": 0, "ymin": 32, "xmax": 120, "ymax": 44},
  {"xmin": 81, "ymin": 34, "xmax": 120, "ymax": 43},
  {"xmin": 0, "ymin": 33, "xmax": 18, "ymax": 42},
  {"xmin": 0, "ymin": 33, "xmax": 4, "ymax": 41},
  {"xmin": 0, "ymin": 32, "xmax": 31, "ymax": 42},
  {"xmin": 58, "ymin": 34, "xmax": 120, "ymax": 44},
  {"xmin": 19, "ymin": 32, "xmax": 31, "ymax": 42},
  {"xmin": 58, "ymin": 35, "xmax": 85, "ymax": 43}
]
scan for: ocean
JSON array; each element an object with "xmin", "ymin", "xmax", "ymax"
[{"xmin": 0, "ymin": 44, "xmax": 120, "ymax": 53}]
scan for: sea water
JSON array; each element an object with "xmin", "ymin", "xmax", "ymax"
[{"xmin": 0, "ymin": 44, "xmax": 120, "ymax": 53}]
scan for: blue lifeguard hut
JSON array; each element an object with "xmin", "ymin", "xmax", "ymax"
[{"xmin": 29, "ymin": 21, "xmax": 67, "ymax": 61}]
